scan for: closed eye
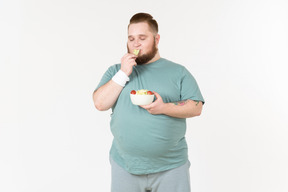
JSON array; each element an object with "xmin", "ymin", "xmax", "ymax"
[{"xmin": 139, "ymin": 35, "xmax": 147, "ymax": 40}]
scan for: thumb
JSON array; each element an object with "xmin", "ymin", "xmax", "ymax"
[{"xmin": 153, "ymin": 91, "xmax": 162, "ymax": 100}]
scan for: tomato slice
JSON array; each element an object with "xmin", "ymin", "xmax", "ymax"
[
  {"xmin": 147, "ymin": 91, "xmax": 153, "ymax": 95},
  {"xmin": 130, "ymin": 90, "xmax": 136, "ymax": 94}
]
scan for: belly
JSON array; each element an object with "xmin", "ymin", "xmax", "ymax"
[{"xmin": 112, "ymin": 120, "xmax": 186, "ymax": 158}]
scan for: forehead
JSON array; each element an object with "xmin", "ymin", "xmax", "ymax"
[{"xmin": 128, "ymin": 22, "xmax": 153, "ymax": 36}]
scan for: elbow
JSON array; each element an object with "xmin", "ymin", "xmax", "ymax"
[
  {"xmin": 189, "ymin": 107, "xmax": 202, "ymax": 118},
  {"xmin": 94, "ymin": 103, "xmax": 102, "ymax": 111},
  {"xmin": 194, "ymin": 110, "xmax": 202, "ymax": 117},
  {"xmin": 192, "ymin": 101, "xmax": 203, "ymax": 117},
  {"xmin": 93, "ymin": 91, "xmax": 109, "ymax": 111},
  {"xmin": 94, "ymin": 101, "xmax": 109, "ymax": 111},
  {"xmin": 194, "ymin": 106, "xmax": 203, "ymax": 117},
  {"xmin": 189, "ymin": 110, "xmax": 201, "ymax": 118}
]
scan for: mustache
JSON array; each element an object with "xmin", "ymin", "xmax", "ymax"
[{"xmin": 126, "ymin": 40, "xmax": 157, "ymax": 65}]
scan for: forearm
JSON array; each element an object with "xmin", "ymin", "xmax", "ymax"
[
  {"xmin": 93, "ymin": 80, "xmax": 123, "ymax": 111},
  {"xmin": 162, "ymin": 100, "xmax": 203, "ymax": 118}
]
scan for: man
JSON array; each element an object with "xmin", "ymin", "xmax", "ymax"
[{"xmin": 93, "ymin": 13, "xmax": 204, "ymax": 192}]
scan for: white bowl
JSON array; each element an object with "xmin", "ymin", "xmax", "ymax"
[{"xmin": 130, "ymin": 94, "xmax": 154, "ymax": 105}]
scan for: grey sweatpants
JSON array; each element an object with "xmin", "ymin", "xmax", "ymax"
[{"xmin": 110, "ymin": 158, "xmax": 191, "ymax": 192}]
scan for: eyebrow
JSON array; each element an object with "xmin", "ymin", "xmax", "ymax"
[{"xmin": 128, "ymin": 34, "xmax": 147, "ymax": 38}]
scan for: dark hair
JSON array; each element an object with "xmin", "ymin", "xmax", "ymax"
[{"xmin": 129, "ymin": 13, "xmax": 158, "ymax": 34}]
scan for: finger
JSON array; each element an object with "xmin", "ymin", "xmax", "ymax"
[
  {"xmin": 122, "ymin": 53, "xmax": 137, "ymax": 62},
  {"xmin": 139, "ymin": 105, "xmax": 145, "ymax": 109},
  {"xmin": 122, "ymin": 56, "xmax": 137, "ymax": 67},
  {"xmin": 131, "ymin": 55, "xmax": 138, "ymax": 59},
  {"xmin": 140, "ymin": 103, "xmax": 154, "ymax": 109},
  {"xmin": 122, "ymin": 53, "xmax": 132, "ymax": 60},
  {"xmin": 153, "ymin": 92, "xmax": 161, "ymax": 100},
  {"xmin": 126, "ymin": 53, "xmax": 138, "ymax": 59},
  {"xmin": 139, "ymin": 104, "xmax": 149, "ymax": 109},
  {"xmin": 127, "ymin": 60, "xmax": 136, "ymax": 67}
]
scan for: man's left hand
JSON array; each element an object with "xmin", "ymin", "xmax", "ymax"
[{"xmin": 140, "ymin": 92, "xmax": 167, "ymax": 115}]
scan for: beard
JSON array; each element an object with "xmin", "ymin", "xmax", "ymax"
[{"xmin": 127, "ymin": 40, "xmax": 158, "ymax": 65}]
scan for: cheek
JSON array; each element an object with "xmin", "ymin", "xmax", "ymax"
[
  {"xmin": 127, "ymin": 43, "xmax": 133, "ymax": 51},
  {"xmin": 142, "ymin": 43, "xmax": 152, "ymax": 52}
]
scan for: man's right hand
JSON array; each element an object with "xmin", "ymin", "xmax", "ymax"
[{"xmin": 120, "ymin": 53, "xmax": 137, "ymax": 76}]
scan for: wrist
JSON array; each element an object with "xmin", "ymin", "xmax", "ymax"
[
  {"xmin": 112, "ymin": 70, "xmax": 130, "ymax": 87},
  {"xmin": 161, "ymin": 102, "xmax": 170, "ymax": 115}
]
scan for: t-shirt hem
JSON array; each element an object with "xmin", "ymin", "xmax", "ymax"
[{"xmin": 110, "ymin": 153, "xmax": 188, "ymax": 175}]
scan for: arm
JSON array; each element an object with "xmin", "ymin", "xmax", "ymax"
[
  {"xmin": 140, "ymin": 92, "xmax": 203, "ymax": 118},
  {"xmin": 93, "ymin": 80, "xmax": 123, "ymax": 111},
  {"xmin": 93, "ymin": 53, "xmax": 137, "ymax": 111},
  {"xmin": 163, "ymin": 99, "xmax": 203, "ymax": 118}
]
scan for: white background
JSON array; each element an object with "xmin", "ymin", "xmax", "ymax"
[{"xmin": 1, "ymin": 0, "xmax": 288, "ymax": 191}]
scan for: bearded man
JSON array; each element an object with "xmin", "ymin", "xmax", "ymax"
[{"xmin": 93, "ymin": 12, "xmax": 205, "ymax": 192}]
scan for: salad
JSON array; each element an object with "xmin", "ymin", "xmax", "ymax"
[{"xmin": 130, "ymin": 89, "xmax": 153, "ymax": 95}]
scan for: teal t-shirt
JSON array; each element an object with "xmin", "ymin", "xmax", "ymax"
[{"xmin": 96, "ymin": 58, "xmax": 204, "ymax": 175}]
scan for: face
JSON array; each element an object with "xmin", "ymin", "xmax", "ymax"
[{"xmin": 127, "ymin": 22, "xmax": 159, "ymax": 65}]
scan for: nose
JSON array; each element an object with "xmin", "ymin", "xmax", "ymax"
[{"xmin": 133, "ymin": 39, "xmax": 141, "ymax": 47}]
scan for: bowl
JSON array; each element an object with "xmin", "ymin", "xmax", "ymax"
[{"xmin": 130, "ymin": 94, "xmax": 154, "ymax": 105}]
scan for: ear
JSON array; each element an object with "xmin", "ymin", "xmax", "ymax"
[{"xmin": 155, "ymin": 34, "xmax": 160, "ymax": 45}]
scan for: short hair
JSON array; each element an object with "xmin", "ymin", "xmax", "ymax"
[{"xmin": 128, "ymin": 13, "xmax": 158, "ymax": 34}]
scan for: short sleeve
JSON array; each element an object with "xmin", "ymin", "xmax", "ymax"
[
  {"xmin": 95, "ymin": 64, "xmax": 120, "ymax": 91},
  {"xmin": 180, "ymin": 67, "xmax": 205, "ymax": 104}
]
